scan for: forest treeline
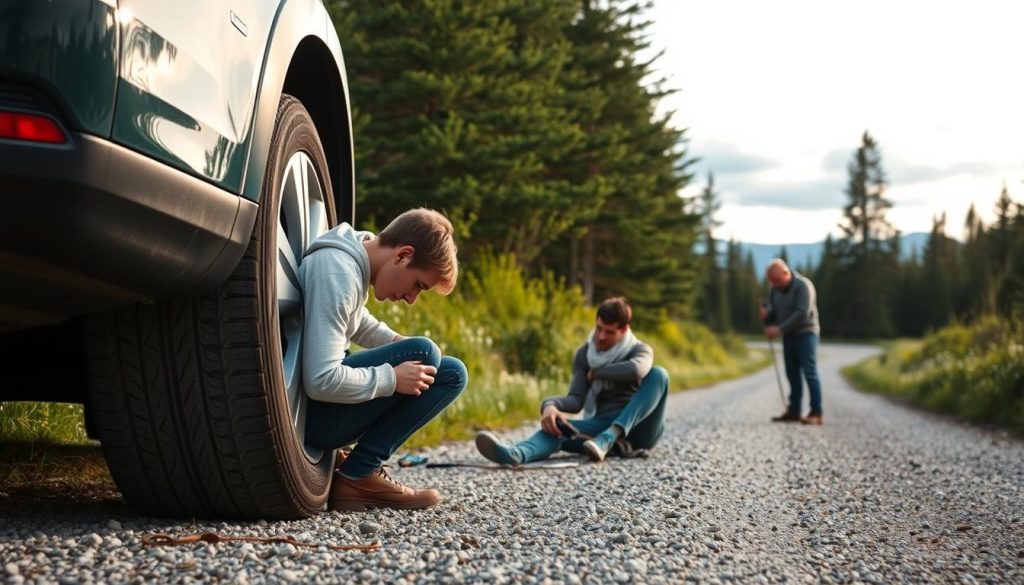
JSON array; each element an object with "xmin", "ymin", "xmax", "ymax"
[{"xmin": 328, "ymin": 0, "xmax": 698, "ymax": 327}]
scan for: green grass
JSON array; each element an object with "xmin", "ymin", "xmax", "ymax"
[
  {"xmin": 843, "ymin": 317, "xmax": 1024, "ymax": 434},
  {"xmin": 0, "ymin": 402, "xmax": 90, "ymax": 444}
]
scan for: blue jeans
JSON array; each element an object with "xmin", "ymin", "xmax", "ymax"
[
  {"xmin": 783, "ymin": 331, "xmax": 822, "ymax": 414},
  {"xmin": 515, "ymin": 366, "xmax": 669, "ymax": 463},
  {"xmin": 305, "ymin": 337, "xmax": 467, "ymax": 478}
]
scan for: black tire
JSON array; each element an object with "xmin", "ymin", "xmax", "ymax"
[{"xmin": 84, "ymin": 95, "xmax": 337, "ymax": 519}]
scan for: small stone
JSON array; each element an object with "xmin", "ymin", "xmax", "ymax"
[
  {"xmin": 5, "ymin": 563, "xmax": 19, "ymax": 576},
  {"xmin": 613, "ymin": 571, "xmax": 630, "ymax": 583},
  {"xmin": 359, "ymin": 522, "xmax": 381, "ymax": 536},
  {"xmin": 275, "ymin": 543, "xmax": 298, "ymax": 556},
  {"xmin": 360, "ymin": 569, "xmax": 377, "ymax": 581},
  {"xmin": 107, "ymin": 519, "xmax": 122, "ymax": 530},
  {"xmin": 625, "ymin": 559, "xmax": 647, "ymax": 574},
  {"xmin": 85, "ymin": 533, "xmax": 102, "ymax": 547},
  {"xmin": 279, "ymin": 569, "xmax": 299, "ymax": 582},
  {"xmin": 612, "ymin": 532, "xmax": 631, "ymax": 544}
]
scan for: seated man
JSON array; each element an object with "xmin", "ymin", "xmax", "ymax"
[{"xmin": 475, "ymin": 297, "xmax": 668, "ymax": 464}]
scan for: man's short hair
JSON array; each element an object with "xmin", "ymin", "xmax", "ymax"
[
  {"xmin": 377, "ymin": 208, "xmax": 459, "ymax": 294},
  {"xmin": 596, "ymin": 296, "xmax": 632, "ymax": 328}
]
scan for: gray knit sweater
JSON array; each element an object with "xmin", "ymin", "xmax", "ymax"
[
  {"xmin": 764, "ymin": 272, "xmax": 820, "ymax": 336},
  {"xmin": 541, "ymin": 342, "xmax": 654, "ymax": 419}
]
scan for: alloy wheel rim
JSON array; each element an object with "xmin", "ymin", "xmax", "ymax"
[{"xmin": 276, "ymin": 150, "xmax": 329, "ymax": 462}]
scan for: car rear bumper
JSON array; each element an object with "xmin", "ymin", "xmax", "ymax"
[{"xmin": 0, "ymin": 132, "xmax": 258, "ymax": 332}]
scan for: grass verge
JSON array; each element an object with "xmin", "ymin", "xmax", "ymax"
[{"xmin": 843, "ymin": 316, "xmax": 1024, "ymax": 435}]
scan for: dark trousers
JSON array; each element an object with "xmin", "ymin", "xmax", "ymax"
[
  {"xmin": 783, "ymin": 331, "xmax": 822, "ymax": 414},
  {"xmin": 305, "ymin": 337, "xmax": 467, "ymax": 478},
  {"xmin": 515, "ymin": 366, "xmax": 669, "ymax": 463}
]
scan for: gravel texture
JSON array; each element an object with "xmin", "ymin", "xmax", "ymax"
[{"xmin": 2, "ymin": 343, "xmax": 1022, "ymax": 583}]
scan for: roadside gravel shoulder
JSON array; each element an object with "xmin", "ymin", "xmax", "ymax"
[{"xmin": 2, "ymin": 343, "xmax": 1022, "ymax": 584}]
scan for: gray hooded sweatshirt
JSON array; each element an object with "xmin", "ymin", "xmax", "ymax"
[{"xmin": 300, "ymin": 223, "xmax": 399, "ymax": 403}]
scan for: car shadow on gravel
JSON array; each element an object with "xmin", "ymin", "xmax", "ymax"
[{"xmin": 0, "ymin": 441, "xmax": 127, "ymax": 519}]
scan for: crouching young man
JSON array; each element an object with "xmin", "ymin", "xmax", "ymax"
[
  {"xmin": 475, "ymin": 297, "xmax": 669, "ymax": 464},
  {"xmin": 301, "ymin": 208, "xmax": 467, "ymax": 511}
]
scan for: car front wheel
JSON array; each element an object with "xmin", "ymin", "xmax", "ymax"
[{"xmin": 85, "ymin": 95, "xmax": 336, "ymax": 519}]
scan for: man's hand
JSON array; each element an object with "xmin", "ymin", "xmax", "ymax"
[
  {"xmin": 393, "ymin": 361, "xmax": 436, "ymax": 396},
  {"xmin": 540, "ymin": 404, "xmax": 566, "ymax": 436},
  {"xmin": 764, "ymin": 325, "xmax": 781, "ymax": 339},
  {"xmin": 392, "ymin": 334, "xmax": 409, "ymax": 342},
  {"xmin": 758, "ymin": 304, "xmax": 769, "ymax": 321},
  {"xmin": 586, "ymin": 369, "xmax": 595, "ymax": 382}
]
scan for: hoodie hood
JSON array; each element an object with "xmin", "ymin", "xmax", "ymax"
[{"xmin": 304, "ymin": 222, "xmax": 374, "ymax": 289}]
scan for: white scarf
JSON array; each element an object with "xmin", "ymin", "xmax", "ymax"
[{"xmin": 582, "ymin": 328, "xmax": 638, "ymax": 418}]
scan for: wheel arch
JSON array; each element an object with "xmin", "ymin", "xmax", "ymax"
[
  {"xmin": 282, "ymin": 37, "xmax": 355, "ymax": 226},
  {"xmin": 242, "ymin": 0, "xmax": 355, "ymax": 225}
]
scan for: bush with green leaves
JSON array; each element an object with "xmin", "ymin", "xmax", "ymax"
[{"xmin": 845, "ymin": 316, "xmax": 1024, "ymax": 433}]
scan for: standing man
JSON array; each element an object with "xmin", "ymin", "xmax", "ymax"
[
  {"xmin": 760, "ymin": 259, "xmax": 823, "ymax": 425},
  {"xmin": 475, "ymin": 297, "xmax": 669, "ymax": 464},
  {"xmin": 301, "ymin": 208, "xmax": 467, "ymax": 511}
]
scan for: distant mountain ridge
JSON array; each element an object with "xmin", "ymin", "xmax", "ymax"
[{"xmin": 734, "ymin": 232, "xmax": 932, "ymax": 276}]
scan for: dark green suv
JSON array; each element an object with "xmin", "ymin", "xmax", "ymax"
[{"xmin": 0, "ymin": 0, "xmax": 354, "ymax": 519}]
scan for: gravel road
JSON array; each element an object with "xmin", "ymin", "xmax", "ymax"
[{"xmin": 2, "ymin": 343, "xmax": 1022, "ymax": 584}]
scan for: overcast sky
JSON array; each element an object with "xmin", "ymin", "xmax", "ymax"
[{"xmin": 644, "ymin": 0, "xmax": 1024, "ymax": 244}]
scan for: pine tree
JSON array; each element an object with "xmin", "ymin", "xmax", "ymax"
[
  {"xmin": 329, "ymin": 0, "xmax": 587, "ymax": 262},
  {"xmin": 921, "ymin": 213, "xmax": 955, "ymax": 329},
  {"xmin": 696, "ymin": 172, "xmax": 728, "ymax": 331},
  {"xmin": 839, "ymin": 131, "xmax": 896, "ymax": 255},
  {"xmin": 990, "ymin": 183, "xmax": 1015, "ymax": 284},
  {"xmin": 552, "ymin": 0, "xmax": 698, "ymax": 321},
  {"xmin": 996, "ymin": 198, "xmax": 1024, "ymax": 316},
  {"xmin": 833, "ymin": 131, "xmax": 897, "ymax": 337},
  {"xmin": 814, "ymin": 234, "xmax": 839, "ymax": 335},
  {"xmin": 961, "ymin": 203, "xmax": 995, "ymax": 317},
  {"xmin": 724, "ymin": 239, "xmax": 761, "ymax": 333}
]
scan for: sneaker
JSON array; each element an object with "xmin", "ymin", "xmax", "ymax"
[
  {"xmin": 582, "ymin": 429, "xmax": 617, "ymax": 462},
  {"xmin": 329, "ymin": 466, "xmax": 441, "ymax": 512},
  {"xmin": 801, "ymin": 412, "xmax": 824, "ymax": 425},
  {"xmin": 474, "ymin": 431, "xmax": 523, "ymax": 465},
  {"xmin": 771, "ymin": 410, "xmax": 802, "ymax": 423}
]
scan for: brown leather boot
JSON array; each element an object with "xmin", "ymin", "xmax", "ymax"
[
  {"xmin": 801, "ymin": 412, "xmax": 824, "ymax": 425},
  {"xmin": 329, "ymin": 466, "xmax": 441, "ymax": 511},
  {"xmin": 771, "ymin": 410, "xmax": 802, "ymax": 423}
]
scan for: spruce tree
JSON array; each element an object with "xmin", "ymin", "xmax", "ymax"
[
  {"xmin": 696, "ymin": 173, "xmax": 728, "ymax": 331},
  {"xmin": 922, "ymin": 213, "xmax": 955, "ymax": 329},
  {"xmin": 961, "ymin": 203, "xmax": 995, "ymax": 317},
  {"xmin": 329, "ymin": 0, "xmax": 587, "ymax": 262},
  {"xmin": 553, "ymin": 0, "xmax": 698, "ymax": 321},
  {"xmin": 724, "ymin": 239, "xmax": 761, "ymax": 333},
  {"xmin": 834, "ymin": 131, "xmax": 897, "ymax": 337}
]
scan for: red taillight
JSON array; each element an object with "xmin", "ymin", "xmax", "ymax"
[{"xmin": 0, "ymin": 111, "xmax": 67, "ymax": 144}]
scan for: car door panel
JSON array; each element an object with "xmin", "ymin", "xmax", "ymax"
[{"xmin": 112, "ymin": 0, "xmax": 279, "ymax": 192}]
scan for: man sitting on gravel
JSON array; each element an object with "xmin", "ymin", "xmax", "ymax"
[
  {"xmin": 301, "ymin": 208, "xmax": 467, "ymax": 511},
  {"xmin": 475, "ymin": 297, "xmax": 669, "ymax": 464}
]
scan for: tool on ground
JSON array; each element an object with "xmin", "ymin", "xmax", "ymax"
[
  {"xmin": 768, "ymin": 337, "xmax": 787, "ymax": 408},
  {"xmin": 426, "ymin": 460, "xmax": 580, "ymax": 470},
  {"xmin": 397, "ymin": 453, "xmax": 429, "ymax": 467}
]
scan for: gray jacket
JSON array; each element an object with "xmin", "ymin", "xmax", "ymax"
[
  {"xmin": 764, "ymin": 272, "xmax": 820, "ymax": 336},
  {"xmin": 541, "ymin": 342, "xmax": 654, "ymax": 419}
]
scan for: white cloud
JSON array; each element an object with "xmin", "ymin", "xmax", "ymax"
[{"xmin": 648, "ymin": 0, "xmax": 1024, "ymax": 243}]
